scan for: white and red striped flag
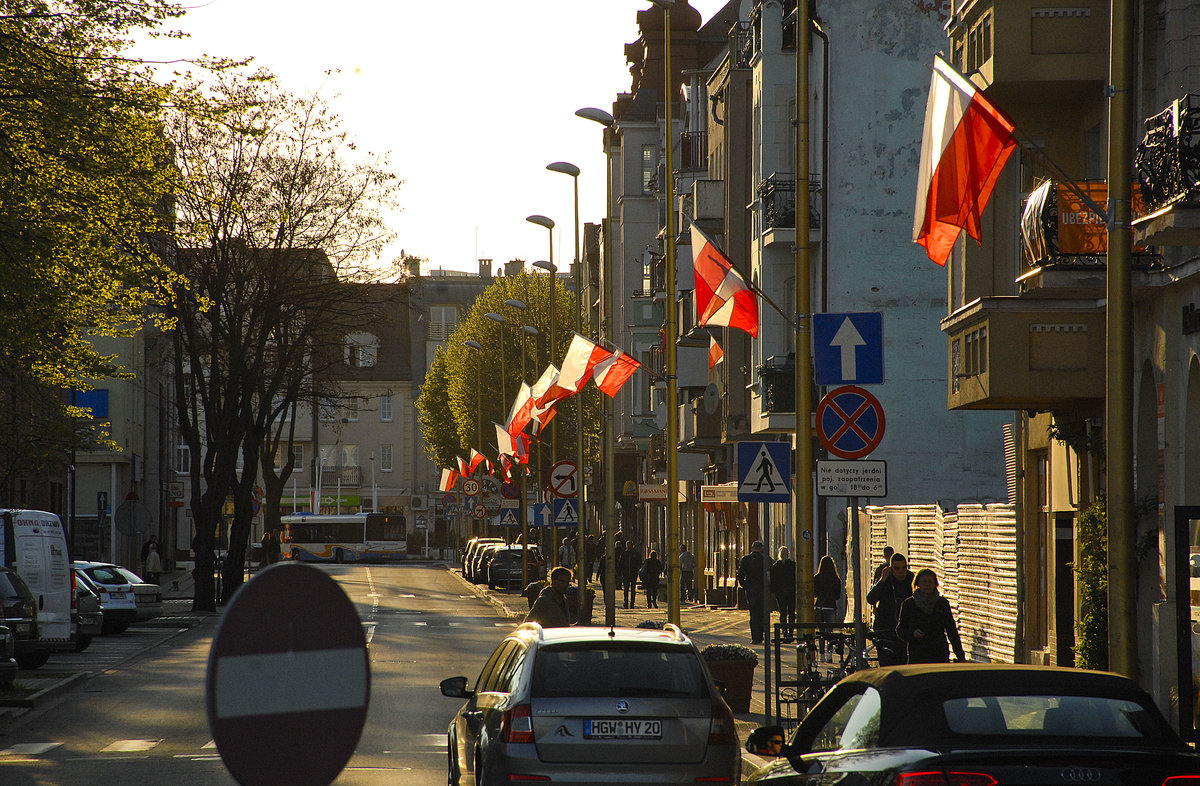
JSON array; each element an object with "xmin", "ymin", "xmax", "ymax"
[
  {"xmin": 506, "ymin": 382, "xmax": 535, "ymax": 435},
  {"xmin": 691, "ymin": 224, "xmax": 759, "ymax": 338},
  {"xmin": 708, "ymin": 336, "xmax": 724, "ymax": 369},
  {"xmin": 592, "ymin": 351, "xmax": 641, "ymax": 397},
  {"xmin": 468, "ymin": 448, "xmax": 487, "ymax": 474},
  {"xmin": 538, "ymin": 333, "xmax": 612, "ymax": 407},
  {"xmin": 456, "ymin": 455, "xmax": 470, "ymax": 477},
  {"xmin": 913, "ymin": 55, "xmax": 1018, "ymax": 266},
  {"xmin": 439, "ymin": 468, "xmax": 459, "ymax": 492}
]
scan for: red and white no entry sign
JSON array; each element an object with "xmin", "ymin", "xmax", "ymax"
[{"xmin": 206, "ymin": 562, "xmax": 370, "ymax": 786}]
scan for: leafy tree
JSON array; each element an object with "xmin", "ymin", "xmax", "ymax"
[
  {"xmin": 1073, "ymin": 497, "xmax": 1108, "ymax": 670},
  {"xmin": 163, "ymin": 74, "xmax": 400, "ymax": 608},
  {"xmin": 0, "ymin": 0, "xmax": 183, "ymax": 482},
  {"xmin": 418, "ymin": 271, "xmax": 598, "ymax": 480}
]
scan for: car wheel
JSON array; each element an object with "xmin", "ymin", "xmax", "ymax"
[
  {"xmin": 16, "ymin": 651, "xmax": 50, "ymax": 670},
  {"xmin": 74, "ymin": 635, "xmax": 93, "ymax": 652}
]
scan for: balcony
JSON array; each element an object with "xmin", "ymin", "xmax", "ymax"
[
  {"xmin": 757, "ymin": 173, "xmax": 821, "ymax": 248},
  {"xmin": 320, "ymin": 465, "xmax": 362, "ymax": 488},
  {"xmin": 1133, "ymin": 95, "xmax": 1200, "ymax": 247},
  {"xmin": 941, "ymin": 299, "xmax": 1105, "ymax": 411},
  {"xmin": 757, "ymin": 355, "xmax": 795, "ymax": 413},
  {"xmin": 680, "ymin": 396, "xmax": 722, "ymax": 451},
  {"xmin": 680, "ymin": 131, "xmax": 708, "ymax": 171}
]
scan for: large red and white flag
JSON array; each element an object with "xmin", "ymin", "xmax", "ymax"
[
  {"xmin": 538, "ymin": 333, "xmax": 612, "ymax": 406},
  {"xmin": 529, "ymin": 365, "xmax": 560, "ymax": 425},
  {"xmin": 439, "ymin": 468, "xmax": 458, "ymax": 492},
  {"xmin": 495, "ymin": 422, "xmax": 519, "ymax": 457},
  {"xmin": 592, "ymin": 351, "xmax": 641, "ymax": 397},
  {"xmin": 456, "ymin": 455, "xmax": 470, "ymax": 477},
  {"xmin": 708, "ymin": 336, "xmax": 724, "ymax": 369},
  {"xmin": 506, "ymin": 382, "xmax": 535, "ymax": 435},
  {"xmin": 691, "ymin": 224, "xmax": 759, "ymax": 338},
  {"xmin": 468, "ymin": 448, "xmax": 487, "ymax": 474},
  {"xmin": 913, "ymin": 55, "xmax": 1018, "ymax": 266}
]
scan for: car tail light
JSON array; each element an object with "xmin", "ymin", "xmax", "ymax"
[
  {"xmin": 898, "ymin": 773, "xmax": 997, "ymax": 786},
  {"xmin": 500, "ymin": 703, "xmax": 535, "ymax": 744},
  {"xmin": 70, "ymin": 570, "xmax": 77, "ymax": 610},
  {"xmin": 1164, "ymin": 779, "xmax": 1200, "ymax": 785},
  {"xmin": 708, "ymin": 701, "xmax": 737, "ymax": 745}
]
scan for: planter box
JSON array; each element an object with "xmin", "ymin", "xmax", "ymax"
[{"xmin": 704, "ymin": 658, "xmax": 756, "ymax": 713}]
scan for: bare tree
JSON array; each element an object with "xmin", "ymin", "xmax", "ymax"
[{"xmin": 164, "ymin": 74, "xmax": 401, "ymax": 609}]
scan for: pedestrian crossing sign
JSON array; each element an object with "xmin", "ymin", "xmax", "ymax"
[
  {"xmin": 736, "ymin": 442, "xmax": 791, "ymax": 502},
  {"xmin": 499, "ymin": 508, "xmax": 519, "ymax": 527},
  {"xmin": 553, "ymin": 498, "xmax": 579, "ymax": 527}
]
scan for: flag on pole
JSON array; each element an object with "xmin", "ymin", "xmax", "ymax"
[
  {"xmin": 529, "ymin": 364, "xmax": 560, "ymax": 425},
  {"xmin": 538, "ymin": 333, "xmax": 612, "ymax": 406},
  {"xmin": 913, "ymin": 54, "xmax": 1018, "ymax": 266},
  {"xmin": 439, "ymin": 468, "xmax": 458, "ymax": 492},
  {"xmin": 507, "ymin": 382, "xmax": 535, "ymax": 435},
  {"xmin": 468, "ymin": 448, "xmax": 487, "ymax": 474},
  {"xmin": 456, "ymin": 455, "xmax": 470, "ymax": 477},
  {"xmin": 592, "ymin": 351, "xmax": 641, "ymax": 397},
  {"xmin": 708, "ymin": 336, "xmax": 724, "ymax": 369},
  {"xmin": 690, "ymin": 224, "xmax": 759, "ymax": 338}
]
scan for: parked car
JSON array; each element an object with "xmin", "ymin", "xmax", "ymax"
[
  {"xmin": 72, "ymin": 563, "xmax": 137, "ymax": 634},
  {"xmin": 0, "ymin": 624, "xmax": 16, "ymax": 689},
  {"xmin": 744, "ymin": 663, "xmax": 1200, "ymax": 783},
  {"xmin": 486, "ymin": 545, "xmax": 545, "ymax": 590},
  {"xmin": 111, "ymin": 567, "xmax": 163, "ymax": 622},
  {"xmin": 462, "ymin": 537, "xmax": 504, "ymax": 581},
  {"xmin": 0, "ymin": 566, "xmax": 48, "ymax": 669},
  {"xmin": 1, "ymin": 510, "xmax": 72, "ymax": 661},
  {"xmin": 440, "ymin": 622, "xmax": 740, "ymax": 784},
  {"xmin": 72, "ymin": 577, "xmax": 104, "ymax": 652},
  {"xmin": 469, "ymin": 543, "xmax": 506, "ymax": 585}
]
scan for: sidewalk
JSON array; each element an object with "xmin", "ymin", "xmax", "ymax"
[{"xmin": 451, "ymin": 566, "xmax": 779, "ymax": 775}]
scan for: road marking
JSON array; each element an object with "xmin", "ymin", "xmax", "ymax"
[
  {"xmin": 0, "ymin": 743, "xmax": 62, "ymax": 755},
  {"xmin": 100, "ymin": 739, "xmax": 162, "ymax": 753}
]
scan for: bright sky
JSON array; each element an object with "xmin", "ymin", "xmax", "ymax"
[{"xmin": 136, "ymin": 0, "xmax": 731, "ymax": 276}]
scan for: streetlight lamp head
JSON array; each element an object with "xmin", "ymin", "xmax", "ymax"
[
  {"xmin": 463, "ymin": 340, "xmax": 483, "ymax": 350},
  {"xmin": 575, "ymin": 107, "xmax": 615, "ymax": 128},
  {"xmin": 504, "ymin": 299, "xmax": 527, "ymax": 310},
  {"xmin": 526, "ymin": 214, "xmax": 554, "ymax": 230},
  {"xmin": 484, "ymin": 312, "xmax": 505, "ymax": 324},
  {"xmin": 522, "ymin": 325, "xmax": 539, "ymax": 336},
  {"xmin": 547, "ymin": 161, "xmax": 580, "ymax": 178},
  {"xmin": 532, "ymin": 260, "xmax": 556, "ymax": 273}
]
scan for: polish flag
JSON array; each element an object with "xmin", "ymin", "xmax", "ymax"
[
  {"xmin": 708, "ymin": 336, "xmax": 724, "ymax": 369},
  {"xmin": 456, "ymin": 455, "xmax": 470, "ymax": 477},
  {"xmin": 529, "ymin": 365, "xmax": 560, "ymax": 424},
  {"xmin": 592, "ymin": 351, "xmax": 641, "ymax": 397},
  {"xmin": 538, "ymin": 333, "xmax": 612, "ymax": 406},
  {"xmin": 913, "ymin": 55, "xmax": 1018, "ymax": 266},
  {"xmin": 506, "ymin": 382, "xmax": 535, "ymax": 435},
  {"xmin": 468, "ymin": 448, "xmax": 487, "ymax": 474},
  {"xmin": 691, "ymin": 224, "xmax": 759, "ymax": 338},
  {"xmin": 439, "ymin": 468, "xmax": 458, "ymax": 492}
]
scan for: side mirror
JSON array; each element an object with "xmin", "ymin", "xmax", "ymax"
[
  {"xmin": 745, "ymin": 725, "xmax": 787, "ymax": 757},
  {"xmin": 440, "ymin": 676, "xmax": 474, "ymax": 699}
]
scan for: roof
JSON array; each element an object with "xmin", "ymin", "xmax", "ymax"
[
  {"xmin": 850, "ymin": 663, "xmax": 1150, "ymax": 700},
  {"xmin": 512, "ymin": 623, "xmax": 692, "ymax": 648}
]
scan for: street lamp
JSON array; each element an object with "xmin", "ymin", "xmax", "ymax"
[
  {"xmin": 576, "ymin": 105, "xmax": 618, "ymax": 624},
  {"xmin": 547, "ymin": 160, "xmax": 586, "ymax": 586},
  {"xmin": 463, "ymin": 339, "xmax": 485, "ymax": 538}
]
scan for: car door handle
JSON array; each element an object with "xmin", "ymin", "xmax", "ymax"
[{"xmin": 463, "ymin": 710, "xmax": 483, "ymax": 720}]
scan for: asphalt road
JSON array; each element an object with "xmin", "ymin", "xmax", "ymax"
[{"xmin": 0, "ymin": 563, "xmax": 505, "ymax": 785}]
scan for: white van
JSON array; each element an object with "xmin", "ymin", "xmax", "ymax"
[{"xmin": 0, "ymin": 510, "xmax": 73, "ymax": 667}]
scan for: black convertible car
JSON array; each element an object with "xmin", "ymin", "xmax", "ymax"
[{"xmin": 746, "ymin": 663, "xmax": 1200, "ymax": 784}]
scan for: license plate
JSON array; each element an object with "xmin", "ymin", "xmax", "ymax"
[
  {"xmin": 584, "ymin": 719, "xmax": 662, "ymax": 739},
  {"xmin": 109, "ymin": 592, "xmax": 127, "ymax": 599}
]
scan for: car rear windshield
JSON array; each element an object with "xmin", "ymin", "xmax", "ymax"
[
  {"xmin": 943, "ymin": 695, "xmax": 1174, "ymax": 740},
  {"xmin": 0, "ymin": 571, "xmax": 32, "ymax": 602},
  {"xmin": 532, "ymin": 644, "xmax": 709, "ymax": 699},
  {"xmin": 84, "ymin": 567, "xmax": 130, "ymax": 586}
]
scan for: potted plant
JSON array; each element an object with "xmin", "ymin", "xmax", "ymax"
[{"xmin": 701, "ymin": 643, "xmax": 758, "ymax": 713}]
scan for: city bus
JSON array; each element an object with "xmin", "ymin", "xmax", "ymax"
[{"xmin": 280, "ymin": 513, "xmax": 408, "ymax": 563}]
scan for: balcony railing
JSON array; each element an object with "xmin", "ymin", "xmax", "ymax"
[
  {"xmin": 1020, "ymin": 179, "xmax": 1160, "ymax": 271},
  {"xmin": 681, "ymin": 132, "xmax": 708, "ymax": 171},
  {"xmin": 320, "ymin": 465, "xmax": 362, "ymax": 488},
  {"xmin": 758, "ymin": 173, "xmax": 822, "ymax": 231},
  {"xmin": 1134, "ymin": 94, "xmax": 1200, "ymax": 212}
]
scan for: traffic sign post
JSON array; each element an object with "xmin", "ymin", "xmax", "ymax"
[
  {"xmin": 816, "ymin": 385, "xmax": 886, "ymax": 459},
  {"xmin": 206, "ymin": 562, "xmax": 369, "ymax": 786},
  {"xmin": 547, "ymin": 460, "xmax": 578, "ymax": 498},
  {"xmin": 736, "ymin": 442, "xmax": 792, "ymax": 503},
  {"xmin": 813, "ymin": 312, "xmax": 884, "ymax": 385},
  {"xmin": 552, "ymin": 498, "xmax": 579, "ymax": 527}
]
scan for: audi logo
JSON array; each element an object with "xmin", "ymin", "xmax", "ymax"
[{"xmin": 1060, "ymin": 768, "xmax": 1102, "ymax": 783}]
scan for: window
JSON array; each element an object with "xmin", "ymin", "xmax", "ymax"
[
  {"xmin": 380, "ymin": 395, "xmax": 393, "ymax": 422},
  {"xmin": 345, "ymin": 332, "xmax": 378, "ymax": 368},
  {"xmin": 76, "ymin": 389, "xmax": 110, "ymax": 418},
  {"xmin": 381, "ymin": 444, "xmax": 393, "ymax": 472},
  {"xmin": 291, "ymin": 444, "xmax": 304, "ymax": 472},
  {"xmin": 176, "ymin": 445, "xmax": 191, "ymax": 474},
  {"xmin": 319, "ymin": 400, "xmax": 337, "ymax": 422},
  {"xmin": 642, "ymin": 144, "xmax": 657, "ymax": 193},
  {"xmin": 345, "ymin": 398, "xmax": 360, "ymax": 422},
  {"xmin": 809, "ymin": 687, "xmax": 877, "ymax": 753},
  {"xmin": 429, "ymin": 306, "xmax": 459, "ymax": 342},
  {"xmin": 341, "ymin": 444, "xmax": 359, "ymax": 469}
]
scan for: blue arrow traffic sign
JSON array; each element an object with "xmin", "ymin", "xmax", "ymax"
[
  {"xmin": 534, "ymin": 502, "xmax": 553, "ymax": 528},
  {"xmin": 813, "ymin": 312, "xmax": 883, "ymax": 385},
  {"xmin": 736, "ymin": 442, "xmax": 792, "ymax": 503}
]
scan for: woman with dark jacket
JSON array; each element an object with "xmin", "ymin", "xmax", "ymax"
[
  {"xmin": 769, "ymin": 547, "xmax": 797, "ymax": 640},
  {"xmin": 640, "ymin": 550, "xmax": 663, "ymax": 608},
  {"xmin": 812, "ymin": 555, "xmax": 842, "ymax": 659},
  {"xmin": 896, "ymin": 568, "xmax": 966, "ymax": 664}
]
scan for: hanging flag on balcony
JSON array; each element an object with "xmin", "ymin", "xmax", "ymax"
[
  {"xmin": 538, "ymin": 333, "xmax": 612, "ymax": 406},
  {"xmin": 913, "ymin": 54, "xmax": 1018, "ymax": 266},
  {"xmin": 439, "ymin": 468, "xmax": 459, "ymax": 492},
  {"xmin": 690, "ymin": 224, "xmax": 759, "ymax": 337},
  {"xmin": 708, "ymin": 336, "xmax": 724, "ymax": 369},
  {"xmin": 592, "ymin": 351, "xmax": 641, "ymax": 397}
]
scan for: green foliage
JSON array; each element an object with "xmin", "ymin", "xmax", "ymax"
[
  {"xmin": 417, "ymin": 271, "xmax": 600, "ymax": 471},
  {"xmin": 1073, "ymin": 497, "xmax": 1108, "ymax": 670}
]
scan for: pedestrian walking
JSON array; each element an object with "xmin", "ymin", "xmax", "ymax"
[
  {"xmin": 140, "ymin": 535, "xmax": 159, "ymax": 577},
  {"xmin": 619, "ymin": 540, "xmax": 642, "ymax": 609},
  {"xmin": 584, "ymin": 535, "xmax": 598, "ymax": 583},
  {"xmin": 678, "ymin": 543, "xmax": 696, "ymax": 603},
  {"xmin": 640, "ymin": 550, "xmax": 663, "ymax": 608},
  {"xmin": 866, "ymin": 552, "xmax": 914, "ymax": 665},
  {"xmin": 737, "ymin": 540, "xmax": 769, "ymax": 644},
  {"xmin": 872, "ymin": 545, "xmax": 895, "ymax": 584},
  {"xmin": 770, "ymin": 546, "xmax": 797, "ymax": 641},
  {"xmin": 144, "ymin": 542, "xmax": 163, "ymax": 584},
  {"xmin": 897, "ymin": 568, "xmax": 966, "ymax": 663},
  {"xmin": 813, "ymin": 555, "xmax": 842, "ymax": 658},
  {"xmin": 557, "ymin": 537, "xmax": 575, "ymax": 569},
  {"xmin": 525, "ymin": 567, "xmax": 573, "ymax": 628}
]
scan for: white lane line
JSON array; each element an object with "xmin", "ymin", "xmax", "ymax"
[
  {"xmin": 100, "ymin": 739, "xmax": 162, "ymax": 753},
  {"xmin": 0, "ymin": 743, "xmax": 62, "ymax": 755}
]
